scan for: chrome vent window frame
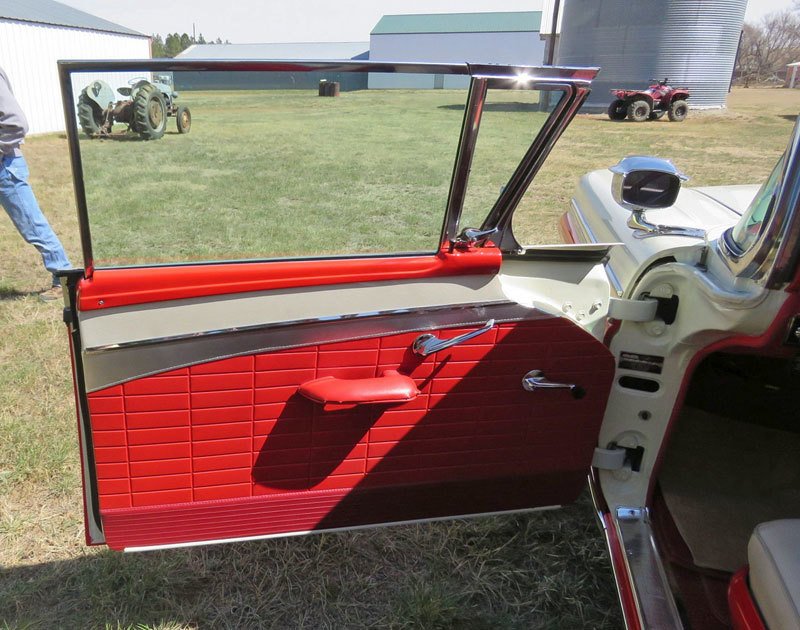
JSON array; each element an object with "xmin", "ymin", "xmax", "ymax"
[
  {"xmin": 719, "ymin": 117, "xmax": 800, "ymax": 289},
  {"xmin": 58, "ymin": 59, "xmax": 599, "ymax": 277}
]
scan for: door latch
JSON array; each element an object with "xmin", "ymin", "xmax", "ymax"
[{"xmin": 521, "ymin": 370, "xmax": 585, "ymax": 399}]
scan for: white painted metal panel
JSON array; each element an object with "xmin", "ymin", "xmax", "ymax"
[
  {"xmin": 368, "ymin": 31, "xmax": 545, "ymax": 89},
  {"xmin": 0, "ymin": 19, "xmax": 150, "ymax": 134}
]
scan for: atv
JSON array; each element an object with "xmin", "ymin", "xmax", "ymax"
[
  {"xmin": 77, "ymin": 75, "xmax": 191, "ymax": 140},
  {"xmin": 607, "ymin": 78, "xmax": 689, "ymax": 123}
]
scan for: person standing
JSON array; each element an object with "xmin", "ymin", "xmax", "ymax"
[{"xmin": 0, "ymin": 65, "xmax": 71, "ymax": 301}]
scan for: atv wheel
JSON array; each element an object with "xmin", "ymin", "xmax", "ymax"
[
  {"xmin": 649, "ymin": 110, "xmax": 666, "ymax": 120},
  {"xmin": 627, "ymin": 99, "xmax": 651, "ymax": 122},
  {"xmin": 132, "ymin": 84, "xmax": 167, "ymax": 140},
  {"xmin": 77, "ymin": 93, "xmax": 103, "ymax": 137},
  {"xmin": 176, "ymin": 106, "xmax": 192, "ymax": 134},
  {"xmin": 607, "ymin": 99, "xmax": 627, "ymax": 121},
  {"xmin": 668, "ymin": 99, "xmax": 688, "ymax": 122}
]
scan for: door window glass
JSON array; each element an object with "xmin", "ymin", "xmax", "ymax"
[{"xmin": 72, "ymin": 70, "xmax": 467, "ymax": 267}]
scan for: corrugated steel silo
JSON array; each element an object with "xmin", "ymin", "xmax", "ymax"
[{"xmin": 556, "ymin": 0, "xmax": 747, "ymax": 109}]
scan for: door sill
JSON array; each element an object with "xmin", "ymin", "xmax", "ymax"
[{"xmin": 613, "ymin": 506, "xmax": 684, "ymax": 629}]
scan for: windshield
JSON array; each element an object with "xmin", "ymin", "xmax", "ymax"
[{"xmin": 730, "ymin": 153, "xmax": 786, "ymax": 252}]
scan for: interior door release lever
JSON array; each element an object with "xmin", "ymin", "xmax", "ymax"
[
  {"xmin": 413, "ymin": 319, "xmax": 495, "ymax": 357},
  {"xmin": 522, "ymin": 370, "xmax": 585, "ymax": 399}
]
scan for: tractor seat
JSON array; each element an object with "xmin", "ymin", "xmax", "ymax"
[{"xmin": 748, "ymin": 520, "xmax": 800, "ymax": 630}]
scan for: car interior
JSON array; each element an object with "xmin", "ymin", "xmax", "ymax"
[{"xmin": 654, "ymin": 351, "xmax": 800, "ymax": 629}]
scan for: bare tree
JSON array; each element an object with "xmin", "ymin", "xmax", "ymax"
[{"xmin": 736, "ymin": 10, "xmax": 800, "ymax": 86}]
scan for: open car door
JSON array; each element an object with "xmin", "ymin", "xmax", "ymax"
[{"xmin": 59, "ymin": 60, "xmax": 615, "ymax": 551}]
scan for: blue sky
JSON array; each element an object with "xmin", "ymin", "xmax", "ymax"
[{"xmin": 62, "ymin": 0, "xmax": 791, "ymax": 43}]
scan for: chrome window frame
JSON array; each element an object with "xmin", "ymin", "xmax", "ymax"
[
  {"xmin": 719, "ymin": 117, "xmax": 800, "ymax": 289},
  {"xmin": 58, "ymin": 59, "xmax": 598, "ymax": 276}
]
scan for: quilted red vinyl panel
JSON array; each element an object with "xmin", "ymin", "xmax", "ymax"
[{"xmin": 87, "ymin": 318, "xmax": 615, "ymax": 549}]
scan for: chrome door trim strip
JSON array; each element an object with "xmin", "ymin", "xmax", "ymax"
[
  {"xmin": 123, "ymin": 505, "xmax": 561, "ymax": 553},
  {"xmin": 83, "ymin": 300, "xmax": 515, "ymax": 354},
  {"xmin": 82, "ymin": 300, "xmax": 552, "ymax": 392}
]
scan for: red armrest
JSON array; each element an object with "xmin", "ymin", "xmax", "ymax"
[{"xmin": 298, "ymin": 370, "xmax": 419, "ymax": 407}]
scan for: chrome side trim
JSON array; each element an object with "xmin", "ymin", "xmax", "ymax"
[
  {"xmin": 123, "ymin": 504, "xmax": 561, "ymax": 553},
  {"xmin": 82, "ymin": 301, "xmax": 551, "ymax": 392},
  {"xmin": 614, "ymin": 507, "xmax": 684, "ymax": 630}
]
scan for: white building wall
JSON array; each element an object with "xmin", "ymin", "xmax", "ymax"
[
  {"xmin": 0, "ymin": 19, "xmax": 150, "ymax": 134},
  {"xmin": 369, "ymin": 31, "xmax": 546, "ymax": 89}
]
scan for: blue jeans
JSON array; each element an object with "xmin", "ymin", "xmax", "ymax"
[{"xmin": 1, "ymin": 154, "xmax": 71, "ymax": 286}]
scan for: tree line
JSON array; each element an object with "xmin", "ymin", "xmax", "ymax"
[
  {"xmin": 151, "ymin": 33, "xmax": 230, "ymax": 58},
  {"xmin": 736, "ymin": 7, "xmax": 800, "ymax": 86}
]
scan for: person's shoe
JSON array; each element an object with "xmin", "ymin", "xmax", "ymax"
[{"xmin": 38, "ymin": 286, "xmax": 63, "ymax": 302}]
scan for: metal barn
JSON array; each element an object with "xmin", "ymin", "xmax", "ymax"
[
  {"xmin": 0, "ymin": 0, "xmax": 150, "ymax": 134},
  {"xmin": 174, "ymin": 42, "xmax": 371, "ymax": 91},
  {"xmin": 368, "ymin": 12, "xmax": 546, "ymax": 89}
]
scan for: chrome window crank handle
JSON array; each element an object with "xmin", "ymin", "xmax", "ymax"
[
  {"xmin": 412, "ymin": 319, "xmax": 495, "ymax": 357},
  {"xmin": 522, "ymin": 370, "xmax": 585, "ymax": 399}
]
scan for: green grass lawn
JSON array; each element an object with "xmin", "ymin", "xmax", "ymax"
[
  {"xmin": 1, "ymin": 86, "xmax": 798, "ymax": 629},
  {"xmin": 78, "ymin": 87, "xmax": 553, "ymax": 265}
]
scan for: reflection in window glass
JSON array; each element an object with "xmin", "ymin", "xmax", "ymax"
[
  {"xmin": 73, "ymin": 71, "xmax": 467, "ymax": 266},
  {"xmin": 730, "ymin": 153, "xmax": 785, "ymax": 253},
  {"xmin": 459, "ymin": 88, "xmax": 563, "ymax": 239}
]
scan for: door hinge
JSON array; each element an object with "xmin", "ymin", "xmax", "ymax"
[
  {"xmin": 592, "ymin": 447, "xmax": 627, "ymax": 470},
  {"xmin": 608, "ymin": 297, "xmax": 658, "ymax": 322},
  {"xmin": 592, "ymin": 445, "xmax": 645, "ymax": 472}
]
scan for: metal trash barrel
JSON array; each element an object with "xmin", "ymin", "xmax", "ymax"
[{"xmin": 318, "ymin": 80, "xmax": 340, "ymax": 97}]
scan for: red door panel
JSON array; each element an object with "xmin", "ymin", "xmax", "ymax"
[{"xmin": 85, "ymin": 318, "xmax": 614, "ymax": 550}]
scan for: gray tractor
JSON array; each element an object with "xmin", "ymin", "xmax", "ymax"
[{"xmin": 77, "ymin": 75, "xmax": 191, "ymax": 140}]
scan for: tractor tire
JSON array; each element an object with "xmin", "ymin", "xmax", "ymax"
[
  {"xmin": 176, "ymin": 105, "xmax": 192, "ymax": 134},
  {"xmin": 649, "ymin": 110, "xmax": 666, "ymax": 120},
  {"xmin": 132, "ymin": 84, "xmax": 167, "ymax": 140},
  {"xmin": 627, "ymin": 99, "xmax": 651, "ymax": 122},
  {"xmin": 607, "ymin": 99, "xmax": 627, "ymax": 121},
  {"xmin": 668, "ymin": 99, "xmax": 688, "ymax": 122},
  {"xmin": 77, "ymin": 93, "xmax": 103, "ymax": 137}
]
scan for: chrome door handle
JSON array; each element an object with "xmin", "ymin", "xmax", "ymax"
[
  {"xmin": 522, "ymin": 370, "xmax": 585, "ymax": 399},
  {"xmin": 412, "ymin": 319, "xmax": 495, "ymax": 357}
]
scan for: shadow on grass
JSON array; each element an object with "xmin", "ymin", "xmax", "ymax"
[
  {"xmin": 438, "ymin": 102, "xmax": 543, "ymax": 113},
  {"xmin": 0, "ymin": 287, "xmax": 38, "ymax": 301},
  {"xmin": 0, "ymin": 493, "xmax": 622, "ymax": 629},
  {"xmin": 85, "ymin": 130, "xmax": 185, "ymax": 142},
  {"xmin": 779, "ymin": 114, "xmax": 798, "ymax": 122}
]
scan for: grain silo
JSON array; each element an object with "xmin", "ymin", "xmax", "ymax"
[{"xmin": 555, "ymin": 0, "xmax": 747, "ymax": 109}]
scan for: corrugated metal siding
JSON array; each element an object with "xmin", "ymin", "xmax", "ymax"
[
  {"xmin": 177, "ymin": 42, "xmax": 370, "ymax": 60},
  {"xmin": 0, "ymin": 18, "xmax": 150, "ymax": 134},
  {"xmin": 556, "ymin": 0, "xmax": 747, "ymax": 109},
  {"xmin": 371, "ymin": 11, "xmax": 542, "ymax": 35},
  {"xmin": 368, "ymin": 31, "xmax": 546, "ymax": 88},
  {"xmin": 0, "ymin": 0, "xmax": 143, "ymax": 36}
]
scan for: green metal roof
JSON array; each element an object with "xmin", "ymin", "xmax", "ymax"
[{"xmin": 371, "ymin": 11, "xmax": 542, "ymax": 35}]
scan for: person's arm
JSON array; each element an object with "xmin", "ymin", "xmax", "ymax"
[{"xmin": 0, "ymin": 71, "xmax": 29, "ymax": 155}]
